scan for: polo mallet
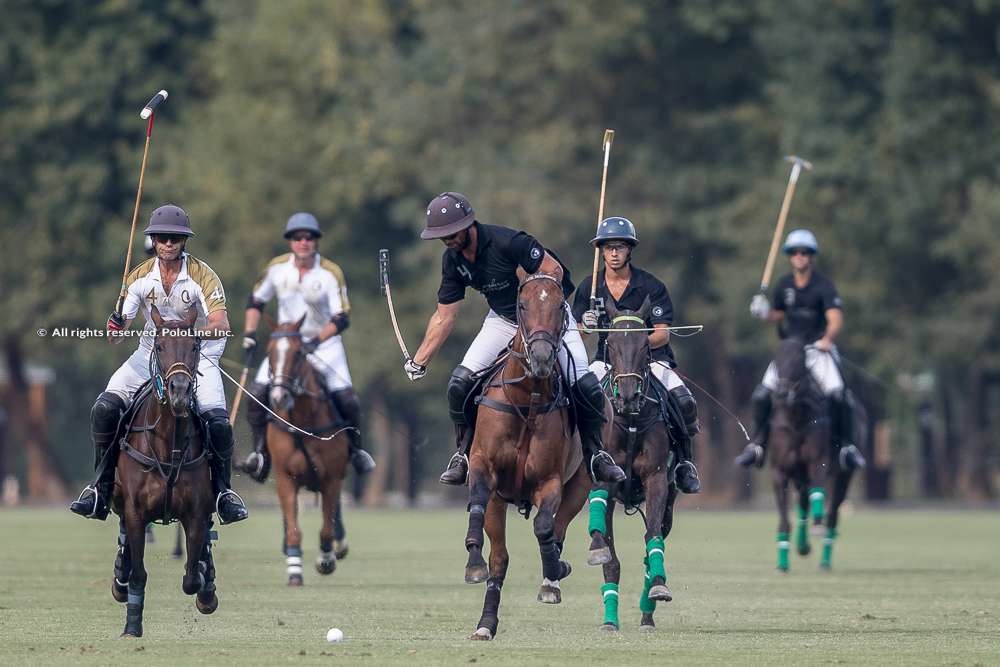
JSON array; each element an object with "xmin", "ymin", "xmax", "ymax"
[
  {"xmin": 115, "ymin": 89, "xmax": 169, "ymax": 316},
  {"xmin": 379, "ymin": 249, "xmax": 413, "ymax": 362},
  {"xmin": 228, "ymin": 347, "xmax": 254, "ymax": 423},
  {"xmin": 758, "ymin": 155, "xmax": 813, "ymax": 293},
  {"xmin": 589, "ymin": 129, "xmax": 615, "ymax": 311}
]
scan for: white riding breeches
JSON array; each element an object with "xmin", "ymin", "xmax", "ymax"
[
  {"xmin": 589, "ymin": 360, "xmax": 686, "ymax": 391},
  {"xmin": 106, "ymin": 341, "xmax": 228, "ymax": 413},
  {"xmin": 253, "ymin": 335, "xmax": 353, "ymax": 392},
  {"xmin": 761, "ymin": 346, "xmax": 844, "ymax": 396},
  {"xmin": 461, "ymin": 308, "xmax": 590, "ymax": 384}
]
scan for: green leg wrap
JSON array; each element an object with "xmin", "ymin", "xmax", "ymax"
[
  {"xmin": 588, "ymin": 489, "xmax": 609, "ymax": 536},
  {"xmin": 639, "ymin": 556, "xmax": 656, "ymax": 614},
  {"xmin": 601, "ymin": 582, "xmax": 620, "ymax": 627},
  {"xmin": 809, "ymin": 486, "xmax": 825, "ymax": 523},
  {"xmin": 777, "ymin": 531, "xmax": 790, "ymax": 571},
  {"xmin": 645, "ymin": 536, "xmax": 666, "ymax": 580},
  {"xmin": 821, "ymin": 527, "xmax": 837, "ymax": 567},
  {"xmin": 795, "ymin": 506, "xmax": 809, "ymax": 553}
]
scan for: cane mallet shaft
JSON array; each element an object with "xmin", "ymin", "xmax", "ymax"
[
  {"xmin": 379, "ymin": 249, "xmax": 413, "ymax": 362},
  {"xmin": 589, "ymin": 129, "xmax": 615, "ymax": 310},
  {"xmin": 759, "ymin": 155, "xmax": 812, "ymax": 293},
  {"xmin": 228, "ymin": 351, "xmax": 252, "ymax": 423},
  {"xmin": 115, "ymin": 89, "xmax": 168, "ymax": 315}
]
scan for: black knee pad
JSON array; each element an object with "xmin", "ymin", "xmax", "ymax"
[
  {"xmin": 202, "ymin": 409, "xmax": 234, "ymax": 461},
  {"xmin": 246, "ymin": 383, "xmax": 269, "ymax": 427},
  {"xmin": 92, "ymin": 392, "xmax": 126, "ymax": 431},
  {"xmin": 447, "ymin": 366, "xmax": 477, "ymax": 424},
  {"xmin": 669, "ymin": 386, "xmax": 699, "ymax": 435},
  {"xmin": 573, "ymin": 373, "xmax": 607, "ymax": 426},
  {"xmin": 331, "ymin": 388, "xmax": 361, "ymax": 426}
]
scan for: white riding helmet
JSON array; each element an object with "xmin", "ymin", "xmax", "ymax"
[{"xmin": 783, "ymin": 229, "xmax": 819, "ymax": 255}]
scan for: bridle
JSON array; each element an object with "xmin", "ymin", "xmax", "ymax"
[
  {"xmin": 149, "ymin": 332, "xmax": 200, "ymax": 406},
  {"xmin": 514, "ymin": 273, "xmax": 568, "ymax": 375},
  {"xmin": 269, "ymin": 330, "xmax": 309, "ymax": 397},
  {"xmin": 607, "ymin": 314, "xmax": 651, "ymax": 414}
]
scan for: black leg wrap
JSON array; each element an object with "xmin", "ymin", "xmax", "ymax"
[
  {"xmin": 479, "ymin": 579, "xmax": 503, "ymax": 636},
  {"xmin": 204, "ymin": 409, "xmax": 234, "ymax": 492},
  {"xmin": 539, "ymin": 536, "xmax": 562, "ymax": 581},
  {"xmin": 114, "ymin": 527, "xmax": 131, "ymax": 584},
  {"xmin": 333, "ymin": 503, "xmax": 346, "ymax": 541},
  {"xmin": 465, "ymin": 504, "xmax": 485, "ymax": 550}
]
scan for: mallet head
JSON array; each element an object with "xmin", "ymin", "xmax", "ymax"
[
  {"xmin": 140, "ymin": 90, "xmax": 169, "ymax": 120},
  {"xmin": 784, "ymin": 155, "xmax": 813, "ymax": 171}
]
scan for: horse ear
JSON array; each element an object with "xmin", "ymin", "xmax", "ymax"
[
  {"xmin": 150, "ymin": 305, "xmax": 164, "ymax": 329},
  {"xmin": 638, "ymin": 295, "xmax": 652, "ymax": 320},
  {"xmin": 295, "ymin": 314, "xmax": 307, "ymax": 331},
  {"xmin": 183, "ymin": 307, "xmax": 198, "ymax": 329},
  {"xmin": 603, "ymin": 297, "xmax": 620, "ymax": 320}
]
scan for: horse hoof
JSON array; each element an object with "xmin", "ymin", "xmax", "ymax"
[
  {"xmin": 776, "ymin": 566, "xmax": 789, "ymax": 574},
  {"xmin": 182, "ymin": 572, "xmax": 205, "ymax": 596},
  {"xmin": 587, "ymin": 547, "xmax": 612, "ymax": 566},
  {"xmin": 639, "ymin": 623, "xmax": 656, "ymax": 633},
  {"xmin": 820, "ymin": 562, "xmax": 832, "ymax": 572},
  {"xmin": 537, "ymin": 580, "xmax": 561, "ymax": 604},
  {"xmin": 797, "ymin": 544, "xmax": 812, "ymax": 557},
  {"xmin": 600, "ymin": 623, "xmax": 619, "ymax": 633},
  {"xmin": 469, "ymin": 627, "xmax": 493, "ymax": 641},
  {"xmin": 112, "ymin": 580, "xmax": 128, "ymax": 604},
  {"xmin": 464, "ymin": 565, "xmax": 489, "ymax": 585},
  {"xmin": 196, "ymin": 592, "xmax": 219, "ymax": 615},
  {"xmin": 120, "ymin": 626, "xmax": 143, "ymax": 639},
  {"xmin": 316, "ymin": 556, "xmax": 336, "ymax": 576},
  {"xmin": 810, "ymin": 524, "xmax": 825, "ymax": 537},
  {"xmin": 334, "ymin": 541, "xmax": 349, "ymax": 560},
  {"xmin": 288, "ymin": 574, "xmax": 304, "ymax": 587},
  {"xmin": 648, "ymin": 584, "xmax": 672, "ymax": 602}
]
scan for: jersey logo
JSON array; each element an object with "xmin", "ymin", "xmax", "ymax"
[
  {"xmin": 457, "ymin": 264, "xmax": 472, "ymax": 281},
  {"xmin": 209, "ymin": 286, "xmax": 225, "ymax": 302},
  {"xmin": 784, "ymin": 288, "xmax": 795, "ymax": 308},
  {"xmin": 530, "ymin": 247, "xmax": 542, "ymax": 260},
  {"xmin": 652, "ymin": 306, "xmax": 663, "ymax": 317}
]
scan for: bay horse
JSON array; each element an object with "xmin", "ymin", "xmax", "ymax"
[
  {"xmin": 585, "ymin": 298, "xmax": 679, "ymax": 632},
  {"xmin": 463, "ymin": 272, "xmax": 591, "ymax": 641},
  {"xmin": 111, "ymin": 307, "xmax": 218, "ymax": 638},
  {"xmin": 265, "ymin": 316, "xmax": 351, "ymax": 585},
  {"xmin": 768, "ymin": 337, "xmax": 858, "ymax": 571}
]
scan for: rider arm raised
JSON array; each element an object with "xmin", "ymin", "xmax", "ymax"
[{"xmin": 413, "ymin": 301, "xmax": 461, "ymax": 366}]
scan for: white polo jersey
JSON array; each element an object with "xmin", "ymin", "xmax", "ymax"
[
  {"xmin": 251, "ymin": 253, "xmax": 350, "ymax": 340},
  {"xmin": 121, "ymin": 252, "xmax": 228, "ymax": 357}
]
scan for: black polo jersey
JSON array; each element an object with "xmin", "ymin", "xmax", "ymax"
[
  {"xmin": 772, "ymin": 270, "xmax": 843, "ymax": 343},
  {"xmin": 437, "ymin": 222, "xmax": 574, "ymax": 321},
  {"xmin": 572, "ymin": 266, "xmax": 677, "ymax": 367}
]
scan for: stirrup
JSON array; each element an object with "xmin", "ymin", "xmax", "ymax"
[
  {"xmin": 735, "ymin": 443, "xmax": 764, "ymax": 468},
  {"xmin": 350, "ymin": 448, "xmax": 376, "ymax": 475},
  {"xmin": 439, "ymin": 452, "xmax": 469, "ymax": 485},
  {"xmin": 215, "ymin": 489, "xmax": 248, "ymax": 524},
  {"xmin": 589, "ymin": 451, "xmax": 626, "ymax": 484},
  {"xmin": 674, "ymin": 461, "xmax": 701, "ymax": 494},
  {"xmin": 70, "ymin": 485, "xmax": 108, "ymax": 520}
]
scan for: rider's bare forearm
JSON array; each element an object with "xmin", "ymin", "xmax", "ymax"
[
  {"xmin": 822, "ymin": 308, "xmax": 842, "ymax": 343},
  {"xmin": 413, "ymin": 302, "xmax": 459, "ymax": 366},
  {"xmin": 243, "ymin": 308, "xmax": 261, "ymax": 333},
  {"xmin": 198, "ymin": 311, "xmax": 232, "ymax": 340},
  {"xmin": 649, "ymin": 324, "xmax": 669, "ymax": 349}
]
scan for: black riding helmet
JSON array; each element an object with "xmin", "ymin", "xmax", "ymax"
[{"xmin": 591, "ymin": 216, "xmax": 637, "ymax": 247}]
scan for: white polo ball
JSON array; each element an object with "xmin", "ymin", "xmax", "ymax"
[{"xmin": 326, "ymin": 627, "xmax": 344, "ymax": 643}]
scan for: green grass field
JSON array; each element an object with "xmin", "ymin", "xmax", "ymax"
[{"xmin": 0, "ymin": 506, "xmax": 997, "ymax": 665}]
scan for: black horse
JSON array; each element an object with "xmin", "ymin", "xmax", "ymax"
[{"xmin": 586, "ymin": 298, "xmax": 679, "ymax": 632}]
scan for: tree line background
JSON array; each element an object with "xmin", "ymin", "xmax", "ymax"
[{"xmin": 1, "ymin": 0, "xmax": 997, "ymax": 504}]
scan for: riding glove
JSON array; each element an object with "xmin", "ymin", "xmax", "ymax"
[
  {"xmin": 242, "ymin": 331, "xmax": 257, "ymax": 349},
  {"xmin": 749, "ymin": 294, "xmax": 771, "ymax": 320},
  {"xmin": 581, "ymin": 310, "xmax": 600, "ymax": 330},
  {"xmin": 404, "ymin": 359, "xmax": 427, "ymax": 381}
]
